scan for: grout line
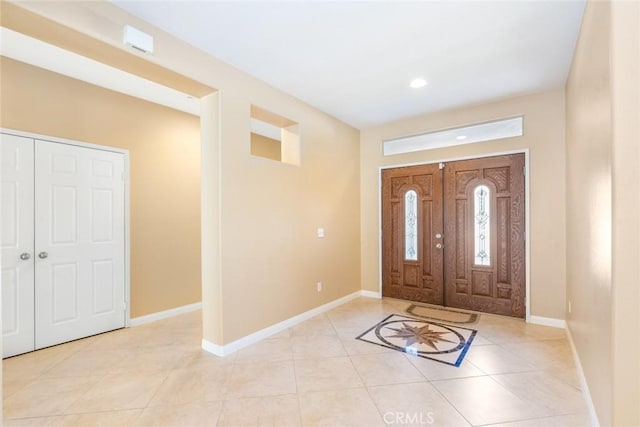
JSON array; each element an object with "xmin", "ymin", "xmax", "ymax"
[
  {"xmin": 476, "ymin": 412, "xmax": 590, "ymax": 427},
  {"xmin": 341, "ymin": 302, "xmax": 389, "ymax": 423},
  {"xmin": 290, "ymin": 346, "xmax": 304, "ymax": 427},
  {"xmin": 139, "ymin": 369, "xmax": 172, "ymax": 412},
  {"xmin": 353, "ymin": 364, "xmax": 388, "ymax": 425},
  {"xmin": 428, "ymin": 377, "xmax": 476, "ymax": 427}
]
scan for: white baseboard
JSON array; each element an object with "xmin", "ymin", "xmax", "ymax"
[
  {"xmin": 202, "ymin": 290, "xmax": 362, "ymax": 357},
  {"xmin": 130, "ymin": 302, "xmax": 202, "ymax": 327},
  {"xmin": 566, "ymin": 327, "xmax": 601, "ymax": 427},
  {"xmin": 527, "ymin": 315, "xmax": 567, "ymax": 329},
  {"xmin": 360, "ymin": 290, "xmax": 381, "ymax": 299},
  {"xmin": 201, "ymin": 339, "xmax": 224, "ymax": 356}
]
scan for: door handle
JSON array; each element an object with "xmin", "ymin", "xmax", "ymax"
[
  {"xmin": 38, "ymin": 252, "xmax": 49, "ymax": 259},
  {"xmin": 435, "ymin": 243, "xmax": 443, "ymax": 249},
  {"xmin": 20, "ymin": 252, "xmax": 31, "ymax": 261}
]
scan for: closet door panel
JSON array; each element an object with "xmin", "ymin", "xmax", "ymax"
[
  {"xmin": 1, "ymin": 134, "xmax": 35, "ymax": 358},
  {"xmin": 34, "ymin": 141, "xmax": 125, "ymax": 349}
]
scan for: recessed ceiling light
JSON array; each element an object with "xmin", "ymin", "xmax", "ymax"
[
  {"xmin": 410, "ymin": 78, "xmax": 428, "ymax": 88},
  {"xmin": 456, "ymin": 135, "xmax": 467, "ymax": 140}
]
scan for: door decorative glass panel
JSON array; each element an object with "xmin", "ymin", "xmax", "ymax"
[
  {"xmin": 474, "ymin": 185, "xmax": 490, "ymax": 266},
  {"xmin": 405, "ymin": 190, "xmax": 418, "ymax": 261}
]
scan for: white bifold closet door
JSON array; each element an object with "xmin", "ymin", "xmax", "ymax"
[
  {"xmin": 2, "ymin": 134, "xmax": 126, "ymax": 358},
  {"xmin": 1, "ymin": 134, "xmax": 35, "ymax": 357},
  {"xmin": 34, "ymin": 139, "xmax": 126, "ymax": 349}
]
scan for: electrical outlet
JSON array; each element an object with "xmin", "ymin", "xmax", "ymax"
[{"xmin": 317, "ymin": 282, "xmax": 322, "ymax": 292}]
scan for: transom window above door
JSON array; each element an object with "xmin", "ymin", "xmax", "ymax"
[{"xmin": 382, "ymin": 116, "xmax": 524, "ymax": 156}]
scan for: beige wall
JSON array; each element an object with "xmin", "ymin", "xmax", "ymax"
[
  {"xmin": 566, "ymin": 2, "xmax": 612, "ymax": 423},
  {"xmin": 610, "ymin": 2, "xmax": 640, "ymax": 424},
  {"xmin": 200, "ymin": 93, "xmax": 222, "ymax": 345},
  {"xmin": 566, "ymin": 0, "xmax": 640, "ymax": 424},
  {"xmin": 9, "ymin": 2, "xmax": 362, "ymax": 345},
  {"xmin": 0, "ymin": 57, "xmax": 202, "ymax": 318},
  {"xmin": 361, "ymin": 90, "xmax": 567, "ymax": 319},
  {"xmin": 565, "ymin": 2, "xmax": 612, "ymax": 422},
  {"xmin": 250, "ymin": 133, "xmax": 281, "ymax": 161},
  {"xmin": 220, "ymin": 92, "xmax": 361, "ymax": 342}
]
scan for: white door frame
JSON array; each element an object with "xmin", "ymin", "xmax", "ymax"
[
  {"xmin": 1, "ymin": 128, "xmax": 132, "ymax": 327},
  {"xmin": 378, "ymin": 149, "xmax": 531, "ymax": 321}
]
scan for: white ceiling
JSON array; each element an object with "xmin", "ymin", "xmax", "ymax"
[{"xmin": 113, "ymin": 1, "xmax": 585, "ymax": 129}]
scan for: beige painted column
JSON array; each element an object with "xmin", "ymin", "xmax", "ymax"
[
  {"xmin": 611, "ymin": 1, "xmax": 640, "ymax": 425},
  {"xmin": 200, "ymin": 92, "xmax": 224, "ymax": 351}
]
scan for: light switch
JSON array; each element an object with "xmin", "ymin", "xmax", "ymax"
[{"xmin": 317, "ymin": 228, "xmax": 325, "ymax": 238}]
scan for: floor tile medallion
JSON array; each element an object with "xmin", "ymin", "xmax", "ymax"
[{"xmin": 356, "ymin": 314, "xmax": 476, "ymax": 367}]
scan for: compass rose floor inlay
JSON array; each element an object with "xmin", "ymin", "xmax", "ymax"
[{"xmin": 356, "ymin": 314, "xmax": 477, "ymax": 367}]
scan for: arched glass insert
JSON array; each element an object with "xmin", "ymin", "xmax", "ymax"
[
  {"xmin": 474, "ymin": 185, "xmax": 491, "ymax": 266},
  {"xmin": 404, "ymin": 190, "xmax": 418, "ymax": 261}
]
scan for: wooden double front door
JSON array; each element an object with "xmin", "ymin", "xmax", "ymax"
[{"xmin": 382, "ymin": 154, "xmax": 525, "ymax": 318}]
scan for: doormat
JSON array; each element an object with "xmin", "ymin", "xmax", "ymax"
[
  {"xmin": 405, "ymin": 304, "xmax": 479, "ymax": 325},
  {"xmin": 356, "ymin": 314, "xmax": 477, "ymax": 367}
]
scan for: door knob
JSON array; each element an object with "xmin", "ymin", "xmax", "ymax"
[
  {"xmin": 435, "ymin": 243, "xmax": 443, "ymax": 249},
  {"xmin": 38, "ymin": 252, "xmax": 49, "ymax": 259},
  {"xmin": 20, "ymin": 252, "xmax": 31, "ymax": 260},
  {"xmin": 435, "ymin": 233, "xmax": 443, "ymax": 239}
]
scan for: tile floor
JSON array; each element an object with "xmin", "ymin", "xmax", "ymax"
[{"xmin": 2, "ymin": 297, "xmax": 591, "ymax": 426}]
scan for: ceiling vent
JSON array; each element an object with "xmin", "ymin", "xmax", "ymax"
[{"xmin": 123, "ymin": 25, "xmax": 154, "ymax": 54}]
